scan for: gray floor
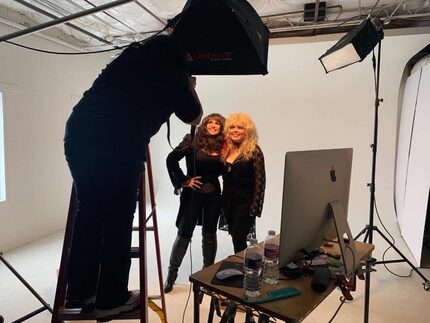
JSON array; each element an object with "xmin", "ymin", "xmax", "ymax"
[{"xmin": 1, "ymin": 220, "xmax": 430, "ymax": 322}]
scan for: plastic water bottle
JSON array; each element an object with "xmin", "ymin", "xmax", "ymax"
[
  {"xmin": 243, "ymin": 238, "xmax": 263, "ymax": 298},
  {"xmin": 263, "ymin": 230, "xmax": 280, "ymax": 284}
]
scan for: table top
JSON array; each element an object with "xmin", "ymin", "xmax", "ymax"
[{"xmin": 189, "ymin": 240, "xmax": 374, "ymax": 323}]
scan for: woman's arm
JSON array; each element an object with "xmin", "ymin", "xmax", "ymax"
[
  {"xmin": 249, "ymin": 146, "xmax": 266, "ymax": 217},
  {"xmin": 166, "ymin": 135, "xmax": 193, "ymax": 190}
]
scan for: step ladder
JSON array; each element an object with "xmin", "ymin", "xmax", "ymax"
[{"xmin": 51, "ymin": 146, "xmax": 168, "ymax": 323}]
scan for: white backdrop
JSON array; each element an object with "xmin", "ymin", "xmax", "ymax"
[{"xmin": 396, "ymin": 63, "xmax": 430, "ymax": 265}]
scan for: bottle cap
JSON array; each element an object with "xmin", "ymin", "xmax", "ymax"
[
  {"xmin": 249, "ymin": 238, "xmax": 258, "ymax": 245},
  {"xmin": 268, "ymin": 230, "xmax": 276, "ymax": 236}
]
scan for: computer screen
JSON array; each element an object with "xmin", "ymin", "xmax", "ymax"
[{"xmin": 279, "ymin": 148, "xmax": 354, "ymax": 271}]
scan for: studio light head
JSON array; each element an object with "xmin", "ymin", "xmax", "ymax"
[{"xmin": 319, "ymin": 17, "xmax": 384, "ymax": 73}]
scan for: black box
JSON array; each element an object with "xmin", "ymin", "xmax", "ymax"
[{"xmin": 304, "ymin": 2, "xmax": 326, "ymax": 22}]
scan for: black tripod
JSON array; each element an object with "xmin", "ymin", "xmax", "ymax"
[
  {"xmin": 354, "ymin": 40, "xmax": 430, "ymax": 323},
  {"xmin": 0, "ymin": 252, "xmax": 52, "ymax": 322}
]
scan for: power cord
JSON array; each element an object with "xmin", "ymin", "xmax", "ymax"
[
  {"xmin": 374, "ymin": 198, "xmax": 413, "ymax": 278},
  {"xmin": 181, "ymin": 240, "xmax": 194, "ymax": 323},
  {"xmin": 181, "ymin": 132, "xmax": 197, "ymax": 323},
  {"xmin": 3, "ymin": 39, "xmax": 126, "ymax": 55},
  {"xmin": 327, "ymin": 296, "xmax": 346, "ymax": 323},
  {"xmin": 345, "ymin": 244, "xmax": 356, "ymax": 278},
  {"xmin": 2, "ymin": 25, "xmax": 167, "ymax": 55}
]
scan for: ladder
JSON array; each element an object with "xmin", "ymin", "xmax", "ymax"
[{"xmin": 51, "ymin": 146, "xmax": 168, "ymax": 323}]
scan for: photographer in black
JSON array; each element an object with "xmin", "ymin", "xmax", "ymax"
[{"xmin": 63, "ymin": 34, "xmax": 202, "ymax": 321}]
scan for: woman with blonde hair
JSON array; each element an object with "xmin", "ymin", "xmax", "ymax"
[{"xmin": 221, "ymin": 113, "xmax": 266, "ymax": 253}]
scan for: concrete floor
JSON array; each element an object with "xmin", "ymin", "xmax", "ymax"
[{"xmin": 1, "ymin": 213, "xmax": 430, "ymax": 323}]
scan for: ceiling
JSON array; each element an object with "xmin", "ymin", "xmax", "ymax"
[{"xmin": 0, "ymin": 0, "xmax": 430, "ymax": 52}]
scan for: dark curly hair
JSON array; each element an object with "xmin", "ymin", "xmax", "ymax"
[{"xmin": 195, "ymin": 113, "xmax": 225, "ymax": 154}]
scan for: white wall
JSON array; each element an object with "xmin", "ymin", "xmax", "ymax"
[
  {"xmin": 0, "ymin": 24, "xmax": 112, "ymax": 251},
  {"xmin": 1, "ymin": 22, "xmax": 429, "ymax": 268}
]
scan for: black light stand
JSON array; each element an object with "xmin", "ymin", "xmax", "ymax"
[
  {"xmin": 319, "ymin": 17, "xmax": 430, "ymax": 323},
  {"xmin": 0, "ymin": 252, "xmax": 52, "ymax": 322},
  {"xmin": 352, "ymin": 40, "xmax": 429, "ymax": 323}
]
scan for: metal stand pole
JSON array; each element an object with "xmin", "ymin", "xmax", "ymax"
[
  {"xmin": 0, "ymin": 252, "xmax": 52, "ymax": 322},
  {"xmin": 354, "ymin": 40, "xmax": 430, "ymax": 323}
]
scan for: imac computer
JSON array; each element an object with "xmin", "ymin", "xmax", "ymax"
[{"xmin": 279, "ymin": 148, "xmax": 358, "ymax": 276}]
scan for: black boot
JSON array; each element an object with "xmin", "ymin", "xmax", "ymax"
[
  {"xmin": 202, "ymin": 232, "xmax": 217, "ymax": 268},
  {"xmin": 164, "ymin": 235, "xmax": 190, "ymax": 293}
]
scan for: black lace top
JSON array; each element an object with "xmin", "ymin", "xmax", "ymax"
[
  {"xmin": 222, "ymin": 146, "xmax": 265, "ymax": 217},
  {"xmin": 166, "ymin": 134, "xmax": 223, "ymax": 194}
]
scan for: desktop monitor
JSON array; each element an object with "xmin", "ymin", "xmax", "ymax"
[{"xmin": 279, "ymin": 148, "xmax": 356, "ymax": 275}]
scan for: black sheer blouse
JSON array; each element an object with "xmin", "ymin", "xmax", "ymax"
[
  {"xmin": 166, "ymin": 134, "xmax": 223, "ymax": 193},
  {"xmin": 222, "ymin": 146, "xmax": 265, "ymax": 217}
]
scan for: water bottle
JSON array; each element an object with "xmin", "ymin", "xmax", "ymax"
[
  {"xmin": 243, "ymin": 238, "xmax": 263, "ymax": 298},
  {"xmin": 263, "ymin": 230, "xmax": 280, "ymax": 284}
]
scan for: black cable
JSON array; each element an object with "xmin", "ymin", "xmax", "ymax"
[
  {"xmin": 2, "ymin": 24, "xmax": 168, "ymax": 55},
  {"xmin": 181, "ymin": 133, "xmax": 198, "ymax": 323},
  {"xmin": 374, "ymin": 198, "xmax": 413, "ymax": 278},
  {"xmin": 3, "ymin": 39, "xmax": 125, "ymax": 55},
  {"xmin": 327, "ymin": 296, "xmax": 346, "ymax": 323},
  {"xmin": 374, "ymin": 198, "xmax": 396, "ymax": 244},
  {"xmin": 181, "ymin": 241, "xmax": 193, "ymax": 323},
  {"xmin": 345, "ymin": 244, "xmax": 356, "ymax": 278}
]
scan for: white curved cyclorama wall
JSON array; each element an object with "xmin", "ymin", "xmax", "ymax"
[{"xmin": 396, "ymin": 59, "xmax": 430, "ymax": 266}]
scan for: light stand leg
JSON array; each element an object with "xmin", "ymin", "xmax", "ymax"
[
  {"xmin": 0, "ymin": 252, "xmax": 52, "ymax": 322},
  {"xmin": 372, "ymin": 226, "xmax": 430, "ymax": 286},
  {"xmin": 357, "ymin": 40, "xmax": 430, "ymax": 323}
]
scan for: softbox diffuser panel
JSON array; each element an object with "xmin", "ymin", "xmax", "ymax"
[{"xmin": 319, "ymin": 18, "xmax": 384, "ymax": 73}]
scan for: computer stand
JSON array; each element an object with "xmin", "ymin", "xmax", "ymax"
[
  {"xmin": 0, "ymin": 252, "xmax": 53, "ymax": 322},
  {"xmin": 328, "ymin": 201, "xmax": 359, "ymax": 278},
  {"xmin": 354, "ymin": 40, "xmax": 429, "ymax": 323}
]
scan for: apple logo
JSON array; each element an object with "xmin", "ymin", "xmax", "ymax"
[{"xmin": 330, "ymin": 166, "xmax": 336, "ymax": 182}]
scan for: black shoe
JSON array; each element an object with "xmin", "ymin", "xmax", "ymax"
[{"xmin": 164, "ymin": 270, "xmax": 178, "ymax": 293}]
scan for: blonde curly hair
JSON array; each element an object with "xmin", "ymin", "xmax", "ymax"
[{"xmin": 222, "ymin": 112, "xmax": 258, "ymax": 161}]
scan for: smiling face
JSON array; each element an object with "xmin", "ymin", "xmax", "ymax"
[
  {"xmin": 206, "ymin": 118, "xmax": 222, "ymax": 136},
  {"xmin": 228, "ymin": 124, "xmax": 246, "ymax": 144}
]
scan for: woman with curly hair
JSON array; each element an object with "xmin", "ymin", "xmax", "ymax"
[
  {"xmin": 164, "ymin": 113, "xmax": 225, "ymax": 293},
  {"xmin": 221, "ymin": 113, "xmax": 266, "ymax": 253}
]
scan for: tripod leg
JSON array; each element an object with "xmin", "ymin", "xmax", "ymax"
[
  {"xmin": 374, "ymin": 227, "xmax": 430, "ymax": 288},
  {"xmin": 0, "ymin": 253, "xmax": 52, "ymax": 314},
  {"xmin": 354, "ymin": 225, "xmax": 370, "ymax": 241}
]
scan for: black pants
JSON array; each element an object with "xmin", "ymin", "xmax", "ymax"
[
  {"xmin": 65, "ymin": 145, "xmax": 144, "ymax": 309},
  {"xmin": 176, "ymin": 189, "xmax": 221, "ymax": 239}
]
